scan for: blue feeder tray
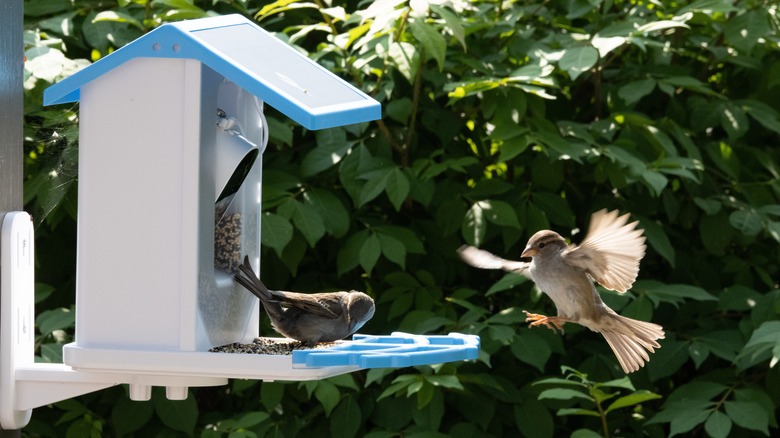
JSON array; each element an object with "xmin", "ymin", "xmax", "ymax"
[{"xmin": 292, "ymin": 332, "xmax": 480, "ymax": 368}]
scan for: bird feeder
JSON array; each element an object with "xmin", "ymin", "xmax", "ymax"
[{"xmin": 0, "ymin": 15, "xmax": 478, "ymax": 430}]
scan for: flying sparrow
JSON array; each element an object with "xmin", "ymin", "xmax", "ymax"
[
  {"xmin": 234, "ymin": 256, "xmax": 375, "ymax": 345},
  {"xmin": 458, "ymin": 209, "xmax": 665, "ymax": 373}
]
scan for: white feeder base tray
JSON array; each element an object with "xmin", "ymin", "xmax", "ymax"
[{"xmin": 62, "ymin": 341, "xmax": 359, "ymax": 382}]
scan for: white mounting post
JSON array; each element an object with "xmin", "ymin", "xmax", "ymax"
[{"xmin": 0, "ymin": 211, "xmax": 35, "ymax": 428}]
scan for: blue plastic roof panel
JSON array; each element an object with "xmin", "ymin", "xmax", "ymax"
[
  {"xmin": 291, "ymin": 332, "xmax": 480, "ymax": 369},
  {"xmin": 43, "ymin": 14, "xmax": 381, "ymax": 130}
]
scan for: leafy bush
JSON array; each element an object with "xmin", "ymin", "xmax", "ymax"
[{"xmin": 22, "ymin": 0, "xmax": 780, "ymax": 436}]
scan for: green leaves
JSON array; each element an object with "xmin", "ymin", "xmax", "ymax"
[
  {"xmin": 261, "ymin": 212, "xmax": 294, "ymax": 254},
  {"xmin": 301, "ymin": 128, "xmax": 351, "ymax": 177},
  {"xmin": 389, "ymin": 42, "xmax": 419, "ymax": 83},
  {"xmin": 725, "ymin": 204, "xmax": 780, "ymax": 242},
  {"xmin": 737, "ymin": 321, "xmax": 780, "ymax": 369},
  {"xmin": 409, "ymin": 18, "xmax": 446, "ymax": 71},
  {"xmin": 740, "ymin": 99, "xmax": 780, "ymax": 135},
  {"xmin": 724, "ymin": 401, "xmax": 770, "ymax": 435},
  {"xmin": 705, "ymin": 410, "xmax": 732, "ymax": 438},
  {"xmin": 202, "ymin": 411, "xmax": 270, "ymax": 437},
  {"xmin": 112, "ymin": 396, "xmax": 154, "ymax": 437},
  {"xmin": 377, "ymin": 371, "xmax": 465, "ymax": 412},
  {"xmin": 278, "ymin": 197, "xmax": 326, "ymax": 247},
  {"xmin": 729, "ymin": 208, "xmax": 763, "ymax": 236},
  {"xmin": 723, "ymin": 10, "xmax": 772, "ymax": 54},
  {"xmin": 304, "ymin": 189, "xmax": 350, "ymax": 237},
  {"xmin": 637, "ymin": 216, "xmax": 675, "ymax": 266},
  {"xmin": 23, "ymin": 0, "xmax": 780, "ymax": 436},
  {"xmin": 559, "ymin": 47, "xmax": 599, "ymax": 81},
  {"xmin": 359, "ymin": 233, "xmax": 381, "ymax": 274},
  {"xmin": 153, "ymin": 389, "xmax": 198, "ymax": 435},
  {"xmin": 605, "ymin": 390, "xmax": 662, "ymax": 414},
  {"xmin": 538, "ymin": 387, "xmax": 594, "ymax": 403},
  {"xmin": 295, "ymin": 375, "xmax": 365, "ymax": 437},
  {"xmin": 93, "ymin": 10, "xmax": 144, "ymax": 31},
  {"xmin": 314, "ymin": 379, "xmax": 341, "ymax": 416},
  {"xmin": 337, "ymin": 226, "xmax": 424, "ymax": 275},
  {"xmin": 338, "ymin": 144, "xmax": 413, "ymax": 211},
  {"xmin": 358, "ymin": 167, "xmax": 410, "ymax": 210},
  {"xmin": 330, "ymin": 396, "xmax": 361, "ymax": 437},
  {"xmin": 510, "ymin": 331, "xmax": 553, "ymax": 372},
  {"xmin": 649, "ymin": 381, "xmax": 775, "ymax": 437},
  {"xmin": 634, "ymin": 280, "xmax": 717, "ymax": 307},
  {"xmin": 618, "ymin": 78, "xmax": 656, "ymax": 105},
  {"xmin": 534, "ymin": 367, "xmax": 661, "ymax": 435},
  {"xmin": 462, "ymin": 199, "xmax": 521, "ymax": 246},
  {"xmin": 36, "ymin": 307, "xmax": 75, "ymax": 335}
]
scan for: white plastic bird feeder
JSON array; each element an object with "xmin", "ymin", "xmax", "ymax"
[{"xmin": 0, "ymin": 15, "xmax": 479, "ymax": 430}]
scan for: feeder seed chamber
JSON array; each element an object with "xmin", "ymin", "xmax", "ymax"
[{"xmin": 0, "ymin": 15, "xmax": 479, "ymax": 429}]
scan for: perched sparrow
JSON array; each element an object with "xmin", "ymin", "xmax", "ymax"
[
  {"xmin": 234, "ymin": 256, "xmax": 375, "ymax": 345},
  {"xmin": 458, "ymin": 209, "xmax": 665, "ymax": 373}
]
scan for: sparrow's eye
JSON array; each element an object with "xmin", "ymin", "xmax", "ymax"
[{"xmin": 538, "ymin": 242, "xmax": 546, "ymax": 248}]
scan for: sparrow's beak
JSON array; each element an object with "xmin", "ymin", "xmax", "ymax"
[{"xmin": 521, "ymin": 246, "xmax": 537, "ymax": 258}]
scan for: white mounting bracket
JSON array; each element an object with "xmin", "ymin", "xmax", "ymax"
[{"xmin": 0, "ymin": 212, "xmax": 226, "ymax": 430}]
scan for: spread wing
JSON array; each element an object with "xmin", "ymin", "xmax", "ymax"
[
  {"xmin": 457, "ymin": 245, "xmax": 531, "ymax": 278},
  {"xmin": 562, "ymin": 209, "xmax": 646, "ymax": 293}
]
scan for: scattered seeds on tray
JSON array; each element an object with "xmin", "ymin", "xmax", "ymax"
[{"xmin": 209, "ymin": 337, "xmax": 339, "ymax": 355}]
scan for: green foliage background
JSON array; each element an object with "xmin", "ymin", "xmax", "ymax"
[{"xmin": 21, "ymin": 0, "xmax": 780, "ymax": 436}]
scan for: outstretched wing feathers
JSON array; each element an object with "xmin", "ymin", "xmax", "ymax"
[
  {"xmin": 563, "ymin": 209, "xmax": 646, "ymax": 293},
  {"xmin": 457, "ymin": 245, "xmax": 531, "ymax": 278}
]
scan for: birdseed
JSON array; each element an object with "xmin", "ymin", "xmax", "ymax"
[
  {"xmin": 209, "ymin": 337, "xmax": 340, "ymax": 355},
  {"xmin": 214, "ymin": 207, "xmax": 242, "ymax": 273}
]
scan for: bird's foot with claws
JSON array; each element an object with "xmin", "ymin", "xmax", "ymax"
[{"xmin": 523, "ymin": 310, "xmax": 566, "ymax": 334}]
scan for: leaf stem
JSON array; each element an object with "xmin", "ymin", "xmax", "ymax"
[
  {"xmin": 595, "ymin": 397, "xmax": 610, "ymax": 438},
  {"xmin": 312, "ymin": 0, "xmax": 339, "ymax": 35},
  {"xmin": 710, "ymin": 384, "xmax": 735, "ymax": 415}
]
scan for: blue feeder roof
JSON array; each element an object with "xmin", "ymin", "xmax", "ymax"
[
  {"xmin": 292, "ymin": 332, "xmax": 480, "ymax": 369},
  {"xmin": 43, "ymin": 14, "xmax": 381, "ymax": 130}
]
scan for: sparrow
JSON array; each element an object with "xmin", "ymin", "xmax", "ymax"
[
  {"xmin": 234, "ymin": 256, "xmax": 375, "ymax": 345},
  {"xmin": 458, "ymin": 209, "xmax": 665, "ymax": 373}
]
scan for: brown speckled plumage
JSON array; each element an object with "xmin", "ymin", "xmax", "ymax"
[{"xmin": 459, "ymin": 209, "xmax": 665, "ymax": 373}]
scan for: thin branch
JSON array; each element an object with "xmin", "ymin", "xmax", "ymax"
[
  {"xmin": 376, "ymin": 119, "xmax": 405, "ymax": 157},
  {"xmin": 593, "ymin": 63, "xmax": 602, "ymax": 120},
  {"xmin": 403, "ymin": 60, "xmax": 424, "ymax": 167},
  {"xmin": 312, "ymin": 0, "xmax": 339, "ymax": 36}
]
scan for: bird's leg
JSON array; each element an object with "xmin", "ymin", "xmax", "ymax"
[{"xmin": 523, "ymin": 310, "xmax": 567, "ymax": 334}]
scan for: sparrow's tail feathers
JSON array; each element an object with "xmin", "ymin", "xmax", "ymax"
[
  {"xmin": 234, "ymin": 257, "xmax": 280, "ymax": 315},
  {"xmin": 600, "ymin": 315, "xmax": 665, "ymax": 373}
]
